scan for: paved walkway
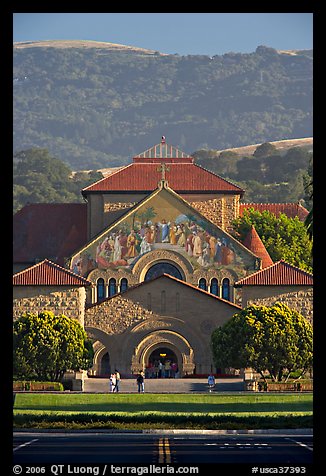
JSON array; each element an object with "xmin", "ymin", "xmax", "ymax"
[{"xmin": 84, "ymin": 377, "xmax": 245, "ymax": 393}]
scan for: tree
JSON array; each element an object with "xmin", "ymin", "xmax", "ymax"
[
  {"xmin": 13, "ymin": 311, "xmax": 94, "ymax": 382},
  {"xmin": 253, "ymin": 142, "xmax": 278, "ymax": 158},
  {"xmin": 211, "ymin": 303, "xmax": 313, "ymax": 382},
  {"xmin": 232, "ymin": 208, "xmax": 312, "ymax": 272}
]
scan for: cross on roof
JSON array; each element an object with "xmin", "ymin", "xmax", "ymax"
[{"xmin": 157, "ymin": 162, "xmax": 170, "ymax": 187}]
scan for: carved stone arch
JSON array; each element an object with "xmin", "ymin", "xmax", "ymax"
[
  {"xmin": 126, "ymin": 316, "xmax": 207, "ymax": 363},
  {"xmin": 85, "ymin": 326, "xmax": 121, "ymax": 375},
  {"xmin": 132, "ymin": 249, "xmax": 193, "ymax": 282},
  {"xmin": 90, "ymin": 342, "xmax": 109, "ymax": 376},
  {"xmin": 130, "ymin": 329, "xmax": 195, "ymax": 376}
]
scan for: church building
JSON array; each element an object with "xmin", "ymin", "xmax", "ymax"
[{"xmin": 13, "ymin": 138, "xmax": 313, "ymax": 378}]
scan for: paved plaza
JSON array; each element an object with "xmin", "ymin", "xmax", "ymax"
[{"xmin": 84, "ymin": 377, "xmax": 245, "ymax": 393}]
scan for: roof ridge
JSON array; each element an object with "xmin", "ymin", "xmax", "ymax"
[
  {"xmin": 82, "ymin": 163, "xmax": 133, "ymax": 192},
  {"xmin": 13, "ymin": 258, "xmax": 92, "ymax": 284},
  {"xmin": 234, "ymin": 259, "xmax": 313, "ymax": 287},
  {"xmin": 193, "ymin": 162, "xmax": 244, "ymax": 192}
]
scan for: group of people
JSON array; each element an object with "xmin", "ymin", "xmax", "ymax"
[
  {"xmin": 108, "ymin": 370, "xmax": 216, "ymax": 393},
  {"xmin": 109, "ymin": 369, "xmax": 121, "ymax": 392},
  {"xmin": 94, "ymin": 216, "xmax": 237, "ymax": 271},
  {"xmin": 145, "ymin": 359, "xmax": 179, "ymax": 379}
]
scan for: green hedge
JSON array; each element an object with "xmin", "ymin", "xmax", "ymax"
[
  {"xmin": 13, "ymin": 412, "xmax": 313, "ymax": 430},
  {"xmin": 13, "ymin": 381, "xmax": 64, "ymax": 391}
]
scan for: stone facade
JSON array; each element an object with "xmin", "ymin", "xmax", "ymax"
[
  {"xmin": 84, "ymin": 275, "xmax": 241, "ymax": 376},
  {"xmin": 13, "ymin": 286, "xmax": 87, "ymax": 326},
  {"xmin": 191, "ymin": 195, "xmax": 240, "ymax": 232},
  {"xmin": 240, "ymin": 285, "xmax": 313, "ymax": 325}
]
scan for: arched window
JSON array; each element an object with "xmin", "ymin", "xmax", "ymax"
[
  {"xmin": 198, "ymin": 278, "xmax": 207, "ymax": 291},
  {"xmin": 210, "ymin": 278, "xmax": 219, "ymax": 296},
  {"xmin": 109, "ymin": 278, "xmax": 117, "ymax": 297},
  {"xmin": 222, "ymin": 278, "xmax": 230, "ymax": 301},
  {"xmin": 97, "ymin": 278, "xmax": 105, "ymax": 302},
  {"xmin": 120, "ymin": 278, "xmax": 128, "ymax": 293}
]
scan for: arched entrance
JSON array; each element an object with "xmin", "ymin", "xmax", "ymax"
[
  {"xmin": 145, "ymin": 262, "xmax": 183, "ymax": 281},
  {"xmin": 131, "ymin": 330, "xmax": 195, "ymax": 377},
  {"xmin": 100, "ymin": 352, "xmax": 111, "ymax": 376},
  {"xmin": 147, "ymin": 346, "xmax": 179, "ymax": 378}
]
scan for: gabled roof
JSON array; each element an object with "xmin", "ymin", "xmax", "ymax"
[
  {"xmin": 13, "ymin": 259, "xmax": 92, "ymax": 286},
  {"xmin": 242, "ymin": 226, "xmax": 273, "ymax": 269},
  {"xmin": 13, "ymin": 203, "xmax": 87, "ymax": 265},
  {"xmin": 239, "ymin": 202, "xmax": 309, "ymax": 221},
  {"xmin": 70, "ymin": 181, "xmax": 259, "ymax": 268},
  {"xmin": 82, "ymin": 141, "xmax": 244, "ymax": 195},
  {"xmin": 87, "ymin": 273, "xmax": 242, "ymax": 310},
  {"xmin": 234, "ymin": 260, "xmax": 313, "ymax": 287},
  {"xmin": 82, "ymin": 162, "xmax": 244, "ymax": 194}
]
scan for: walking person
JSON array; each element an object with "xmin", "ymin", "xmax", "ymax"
[
  {"xmin": 208, "ymin": 373, "xmax": 215, "ymax": 392},
  {"xmin": 110, "ymin": 372, "xmax": 117, "ymax": 393},
  {"xmin": 158, "ymin": 360, "xmax": 163, "ymax": 378},
  {"xmin": 115, "ymin": 369, "xmax": 121, "ymax": 392},
  {"xmin": 136, "ymin": 371, "xmax": 145, "ymax": 393}
]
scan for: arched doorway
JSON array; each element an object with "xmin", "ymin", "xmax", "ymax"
[
  {"xmin": 145, "ymin": 262, "xmax": 183, "ymax": 281},
  {"xmin": 147, "ymin": 346, "xmax": 179, "ymax": 378},
  {"xmin": 100, "ymin": 352, "xmax": 111, "ymax": 376}
]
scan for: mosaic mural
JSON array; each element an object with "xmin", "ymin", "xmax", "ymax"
[{"xmin": 70, "ymin": 188, "xmax": 255, "ymax": 276}]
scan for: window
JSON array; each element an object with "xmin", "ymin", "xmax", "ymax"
[
  {"xmin": 109, "ymin": 278, "xmax": 117, "ymax": 297},
  {"xmin": 120, "ymin": 278, "xmax": 128, "ymax": 293},
  {"xmin": 198, "ymin": 278, "xmax": 207, "ymax": 291},
  {"xmin": 97, "ymin": 278, "xmax": 105, "ymax": 302},
  {"xmin": 145, "ymin": 262, "xmax": 183, "ymax": 281},
  {"xmin": 210, "ymin": 278, "xmax": 219, "ymax": 296},
  {"xmin": 222, "ymin": 278, "xmax": 230, "ymax": 301}
]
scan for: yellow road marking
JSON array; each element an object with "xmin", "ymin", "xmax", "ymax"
[
  {"xmin": 164, "ymin": 437, "xmax": 171, "ymax": 463},
  {"xmin": 158, "ymin": 437, "xmax": 171, "ymax": 463}
]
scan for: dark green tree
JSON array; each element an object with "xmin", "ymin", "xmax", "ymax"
[
  {"xmin": 211, "ymin": 303, "xmax": 313, "ymax": 382},
  {"xmin": 13, "ymin": 311, "xmax": 94, "ymax": 382},
  {"xmin": 253, "ymin": 142, "xmax": 278, "ymax": 158},
  {"xmin": 232, "ymin": 208, "xmax": 312, "ymax": 272}
]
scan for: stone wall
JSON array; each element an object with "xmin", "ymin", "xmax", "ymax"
[
  {"xmin": 190, "ymin": 195, "xmax": 240, "ymax": 232},
  {"xmin": 84, "ymin": 275, "xmax": 242, "ymax": 375},
  {"xmin": 240, "ymin": 285, "xmax": 313, "ymax": 325},
  {"xmin": 13, "ymin": 286, "xmax": 87, "ymax": 325},
  {"xmin": 85, "ymin": 295, "xmax": 159, "ymax": 335}
]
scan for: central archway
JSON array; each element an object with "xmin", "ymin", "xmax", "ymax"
[
  {"xmin": 145, "ymin": 262, "xmax": 183, "ymax": 281},
  {"xmin": 147, "ymin": 346, "xmax": 179, "ymax": 378}
]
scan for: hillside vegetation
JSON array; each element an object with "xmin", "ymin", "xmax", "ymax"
[
  {"xmin": 13, "ymin": 41, "xmax": 312, "ymax": 170},
  {"xmin": 13, "ymin": 142, "xmax": 313, "ymax": 214}
]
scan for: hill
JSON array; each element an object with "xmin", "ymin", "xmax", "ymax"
[
  {"xmin": 13, "ymin": 41, "xmax": 312, "ymax": 170},
  {"xmin": 207, "ymin": 137, "xmax": 313, "ymax": 157}
]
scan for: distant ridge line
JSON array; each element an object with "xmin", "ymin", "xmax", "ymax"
[
  {"xmin": 13, "ymin": 39, "xmax": 168, "ymax": 55},
  {"xmin": 207, "ymin": 137, "xmax": 313, "ymax": 156}
]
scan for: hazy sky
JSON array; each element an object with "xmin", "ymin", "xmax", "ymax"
[{"xmin": 13, "ymin": 13, "xmax": 313, "ymax": 56}]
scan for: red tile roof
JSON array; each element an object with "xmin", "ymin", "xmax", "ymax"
[
  {"xmin": 82, "ymin": 162, "xmax": 244, "ymax": 194},
  {"xmin": 234, "ymin": 260, "xmax": 313, "ymax": 287},
  {"xmin": 242, "ymin": 226, "xmax": 273, "ymax": 268},
  {"xmin": 13, "ymin": 203, "xmax": 87, "ymax": 265},
  {"xmin": 239, "ymin": 203, "xmax": 309, "ymax": 221},
  {"xmin": 13, "ymin": 259, "xmax": 92, "ymax": 286}
]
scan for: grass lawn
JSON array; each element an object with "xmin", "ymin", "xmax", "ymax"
[{"xmin": 13, "ymin": 393, "xmax": 313, "ymax": 430}]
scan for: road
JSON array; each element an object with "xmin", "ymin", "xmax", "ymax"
[{"xmin": 13, "ymin": 431, "xmax": 313, "ymax": 465}]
